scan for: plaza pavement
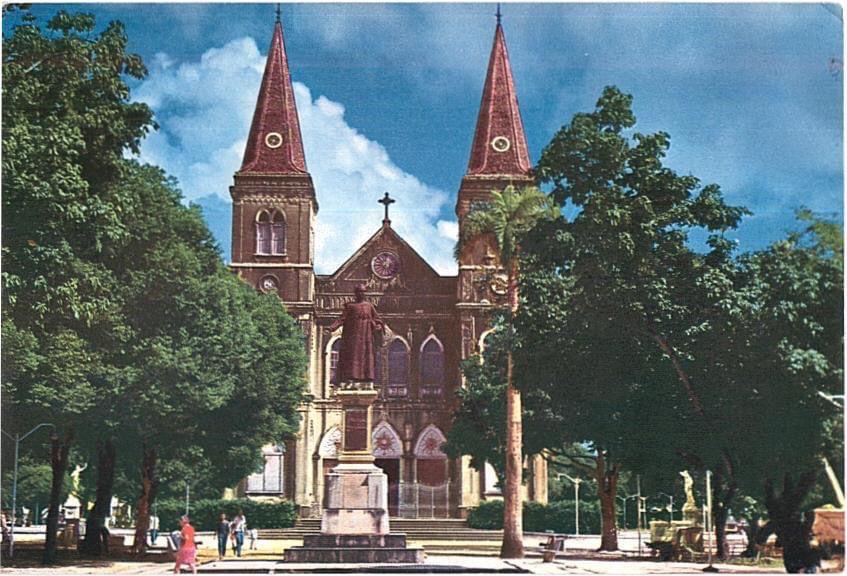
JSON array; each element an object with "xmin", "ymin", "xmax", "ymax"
[{"xmin": 1, "ymin": 528, "xmax": 786, "ymax": 574}]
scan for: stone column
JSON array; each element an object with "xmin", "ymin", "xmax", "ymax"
[{"xmin": 321, "ymin": 383, "xmax": 389, "ymax": 535}]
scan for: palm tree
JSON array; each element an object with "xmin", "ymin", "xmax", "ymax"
[{"xmin": 456, "ymin": 185, "xmax": 555, "ymax": 559}]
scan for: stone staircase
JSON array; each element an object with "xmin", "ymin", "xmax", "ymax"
[{"xmin": 262, "ymin": 518, "xmax": 505, "ymax": 555}]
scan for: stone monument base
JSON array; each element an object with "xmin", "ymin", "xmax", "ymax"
[
  {"xmin": 284, "ymin": 533, "xmax": 425, "ymax": 563},
  {"xmin": 321, "ymin": 463, "xmax": 389, "ymax": 535}
]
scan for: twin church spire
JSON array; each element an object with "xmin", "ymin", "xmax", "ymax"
[
  {"xmin": 239, "ymin": 17, "xmax": 307, "ymax": 174},
  {"xmin": 465, "ymin": 14, "xmax": 531, "ymax": 177},
  {"xmin": 239, "ymin": 6, "xmax": 530, "ymax": 189}
]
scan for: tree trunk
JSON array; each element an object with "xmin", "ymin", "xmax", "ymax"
[
  {"xmin": 742, "ymin": 514, "xmax": 761, "ymax": 558},
  {"xmin": 42, "ymin": 428, "xmax": 73, "ymax": 565},
  {"xmin": 131, "ymin": 444, "xmax": 157, "ymax": 555},
  {"xmin": 595, "ymin": 451, "xmax": 619, "ymax": 551},
  {"xmin": 80, "ymin": 439, "xmax": 116, "ymax": 556},
  {"xmin": 760, "ymin": 471, "xmax": 819, "ymax": 574},
  {"xmin": 711, "ymin": 469, "xmax": 736, "ymax": 560},
  {"xmin": 500, "ymin": 266, "xmax": 524, "ymax": 559}
]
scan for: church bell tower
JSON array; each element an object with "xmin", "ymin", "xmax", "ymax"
[
  {"xmin": 230, "ymin": 13, "xmax": 316, "ymax": 314},
  {"xmin": 456, "ymin": 10, "xmax": 533, "ymax": 344},
  {"xmin": 455, "ymin": 11, "xmax": 547, "ymax": 513}
]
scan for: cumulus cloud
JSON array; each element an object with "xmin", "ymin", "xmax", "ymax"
[{"xmin": 135, "ymin": 36, "xmax": 459, "ymax": 275}]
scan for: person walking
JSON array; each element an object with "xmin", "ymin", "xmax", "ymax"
[
  {"xmin": 216, "ymin": 513, "xmax": 230, "ymax": 560},
  {"xmin": 230, "ymin": 510, "xmax": 246, "ymax": 557},
  {"xmin": 173, "ymin": 515, "xmax": 197, "ymax": 575},
  {"xmin": 249, "ymin": 527, "xmax": 259, "ymax": 550},
  {"xmin": 149, "ymin": 513, "xmax": 160, "ymax": 546}
]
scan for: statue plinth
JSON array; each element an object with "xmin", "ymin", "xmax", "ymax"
[
  {"xmin": 286, "ymin": 381, "xmax": 424, "ymax": 562},
  {"xmin": 322, "ymin": 384, "xmax": 389, "ymax": 535},
  {"xmin": 682, "ymin": 503, "xmax": 702, "ymax": 526}
]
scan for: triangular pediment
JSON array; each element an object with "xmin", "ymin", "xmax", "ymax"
[{"xmin": 323, "ymin": 225, "xmax": 445, "ymax": 292}]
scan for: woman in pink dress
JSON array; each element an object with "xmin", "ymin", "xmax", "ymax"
[{"xmin": 174, "ymin": 515, "xmax": 197, "ymax": 575}]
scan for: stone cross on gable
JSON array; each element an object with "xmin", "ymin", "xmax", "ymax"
[{"xmin": 379, "ymin": 192, "xmax": 395, "ymax": 226}]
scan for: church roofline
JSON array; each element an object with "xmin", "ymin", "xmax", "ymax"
[{"xmin": 325, "ymin": 223, "xmax": 444, "ymax": 281}]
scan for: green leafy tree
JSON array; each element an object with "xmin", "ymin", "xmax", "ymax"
[
  {"xmin": 2, "ymin": 9, "xmax": 154, "ymax": 562},
  {"xmin": 3, "ymin": 8, "xmax": 309, "ymax": 560},
  {"xmin": 520, "ymin": 86, "xmax": 748, "ymax": 551},
  {"xmin": 456, "ymin": 185, "xmax": 555, "ymax": 559},
  {"xmin": 524, "ymin": 86, "xmax": 841, "ymax": 559}
]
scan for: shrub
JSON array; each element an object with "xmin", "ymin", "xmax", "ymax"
[
  {"xmin": 467, "ymin": 499, "xmax": 601, "ymax": 534},
  {"xmin": 156, "ymin": 498, "xmax": 297, "ymax": 532}
]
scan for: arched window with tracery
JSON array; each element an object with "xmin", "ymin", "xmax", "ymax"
[
  {"xmin": 256, "ymin": 210, "xmax": 286, "ymax": 255},
  {"xmin": 420, "ymin": 336, "xmax": 444, "ymax": 400},
  {"xmin": 387, "ymin": 339, "xmax": 409, "ymax": 397},
  {"xmin": 256, "ymin": 211, "xmax": 272, "ymax": 254},
  {"xmin": 271, "ymin": 211, "xmax": 285, "ymax": 254}
]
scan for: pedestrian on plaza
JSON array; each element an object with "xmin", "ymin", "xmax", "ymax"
[
  {"xmin": 173, "ymin": 515, "xmax": 197, "ymax": 575},
  {"xmin": 216, "ymin": 513, "xmax": 230, "ymax": 560},
  {"xmin": 248, "ymin": 527, "xmax": 258, "ymax": 550},
  {"xmin": 230, "ymin": 510, "xmax": 246, "ymax": 557},
  {"xmin": 149, "ymin": 513, "xmax": 160, "ymax": 546},
  {"xmin": 1, "ymin": 513, "xmax": 10, "ymax": 558}
]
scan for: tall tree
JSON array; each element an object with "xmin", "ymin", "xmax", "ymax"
[
  {"xmin": 3, "ymin": 8, "xmax": 309, "ymax": 559},
  {"xmin": 526, "ymin": 85, "xmax": 749, "ymax": 552},
  {"xmin": 3, "ymin": 9, "xmax": 153, "ymax": 561},
  {"xmin": 456, "ymin": 185, "xmax": 555, "ymax": 558}
]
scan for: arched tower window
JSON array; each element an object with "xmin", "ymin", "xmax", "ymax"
[
  {"xmin": 420, "ymin": 335, "xmax": 445, "ymax": 400},
  {"xmin": 256, "ymin": 210, "xmax": 272, "ymax": 254},
  {"xmin": 387, "ymin": 339, "xmax": 409, "ymax": 397},
  {"xmin": 271, "ymin": 211, "xmax": 286, "ymax": 254},
  {"xmin": 256, "ymin": 210, "xmax": 286, "ymax": 255}
]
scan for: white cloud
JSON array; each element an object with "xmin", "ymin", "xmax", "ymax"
[{"xmin": 135, "ymin": 36, "xmax": 458, "ymax": 276}]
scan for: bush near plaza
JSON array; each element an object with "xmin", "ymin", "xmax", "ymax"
[
  {"xmin": 468, "ymin": 501, "xmax": 600, "ymax": 535},
  {"xmin": 156, "ymin": 499, "xmax": 297, "ymax": 532}
]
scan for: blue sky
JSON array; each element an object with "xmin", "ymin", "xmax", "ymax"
[{"xmin": 8, "ymin": 3, "xmax": 843, "ymax": 274}]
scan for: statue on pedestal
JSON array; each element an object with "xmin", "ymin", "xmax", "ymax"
[
  {"xmin": 329, "ymin": 284, "xmax": 384, "ymax": 385},
  {"xmin": 286, "ymin": 277, "xmax": 423, "ymax": 562}
]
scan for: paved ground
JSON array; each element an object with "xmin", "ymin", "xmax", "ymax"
[
  {"xmin": 0, "ymin": 555, "xmax": 784, "ymax": 575},
  {"xmin": 1, "ymin": 528, "xmax": 786, "ymax": 574}
]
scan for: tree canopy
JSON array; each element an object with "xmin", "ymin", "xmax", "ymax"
[{"xmin": 2, "ymin": 8, "xmax": 309, "ymax": 559}]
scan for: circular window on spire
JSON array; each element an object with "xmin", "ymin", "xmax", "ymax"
[
  {"xmin": 491, "ymin": 136, "xmax": 511, "ymax": 153},
  {"xmin": 265, "ymin": 132, "xmax": 283, "ymax": 149}
]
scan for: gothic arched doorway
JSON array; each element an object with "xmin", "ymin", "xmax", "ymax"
[{"xmin": 372, "ymin": 420, "xmax": 403, "ymax": 515}]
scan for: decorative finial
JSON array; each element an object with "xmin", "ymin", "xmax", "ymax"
[
  {"xmin": 275, "ymin": 3, "xmax": 281, "ymax": 23},
  {"xmin": 378, "ymin": 192, "xmax": 396, "ymax": 226},
  {"xmin": 496, "ymin": 3, "xmax": 501, "ymax": 25}
]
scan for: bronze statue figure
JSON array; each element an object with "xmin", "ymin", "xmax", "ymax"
[{"xmin": 329, "ymin": 284, "xmax": 384, "ymax": 383}]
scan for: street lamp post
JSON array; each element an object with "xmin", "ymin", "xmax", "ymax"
[
  {"xmin": 557, "ymin": 473, "xmax": 582, "ymax": 536},
  {"xmin": 616, "ymin": 494, "xmax": 637, "ymax": 529},
  {"xmin": 1, "ymin": 422, "xmax": 56, "ymax": 558},
  {"xmin": 657, "ymin": 491, "xmax": 675, "ymax": 523}
]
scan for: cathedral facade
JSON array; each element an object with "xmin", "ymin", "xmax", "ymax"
[{"xmin": 230, "ymin": 14, "xmax": 547, "ymax": 518}]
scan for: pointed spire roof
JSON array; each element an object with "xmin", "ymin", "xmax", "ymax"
[
  {"xmin": 465, "ymin": 18, "xmax": 531, "ymax": 176},
  {"xmin": 240, "ymin": 18, "xmax": 308, "ymax": 174}
]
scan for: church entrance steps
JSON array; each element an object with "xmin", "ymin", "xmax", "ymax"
[{"xmin": 261, "ymin": 518, "xmax": 504, "ymax": 543}]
